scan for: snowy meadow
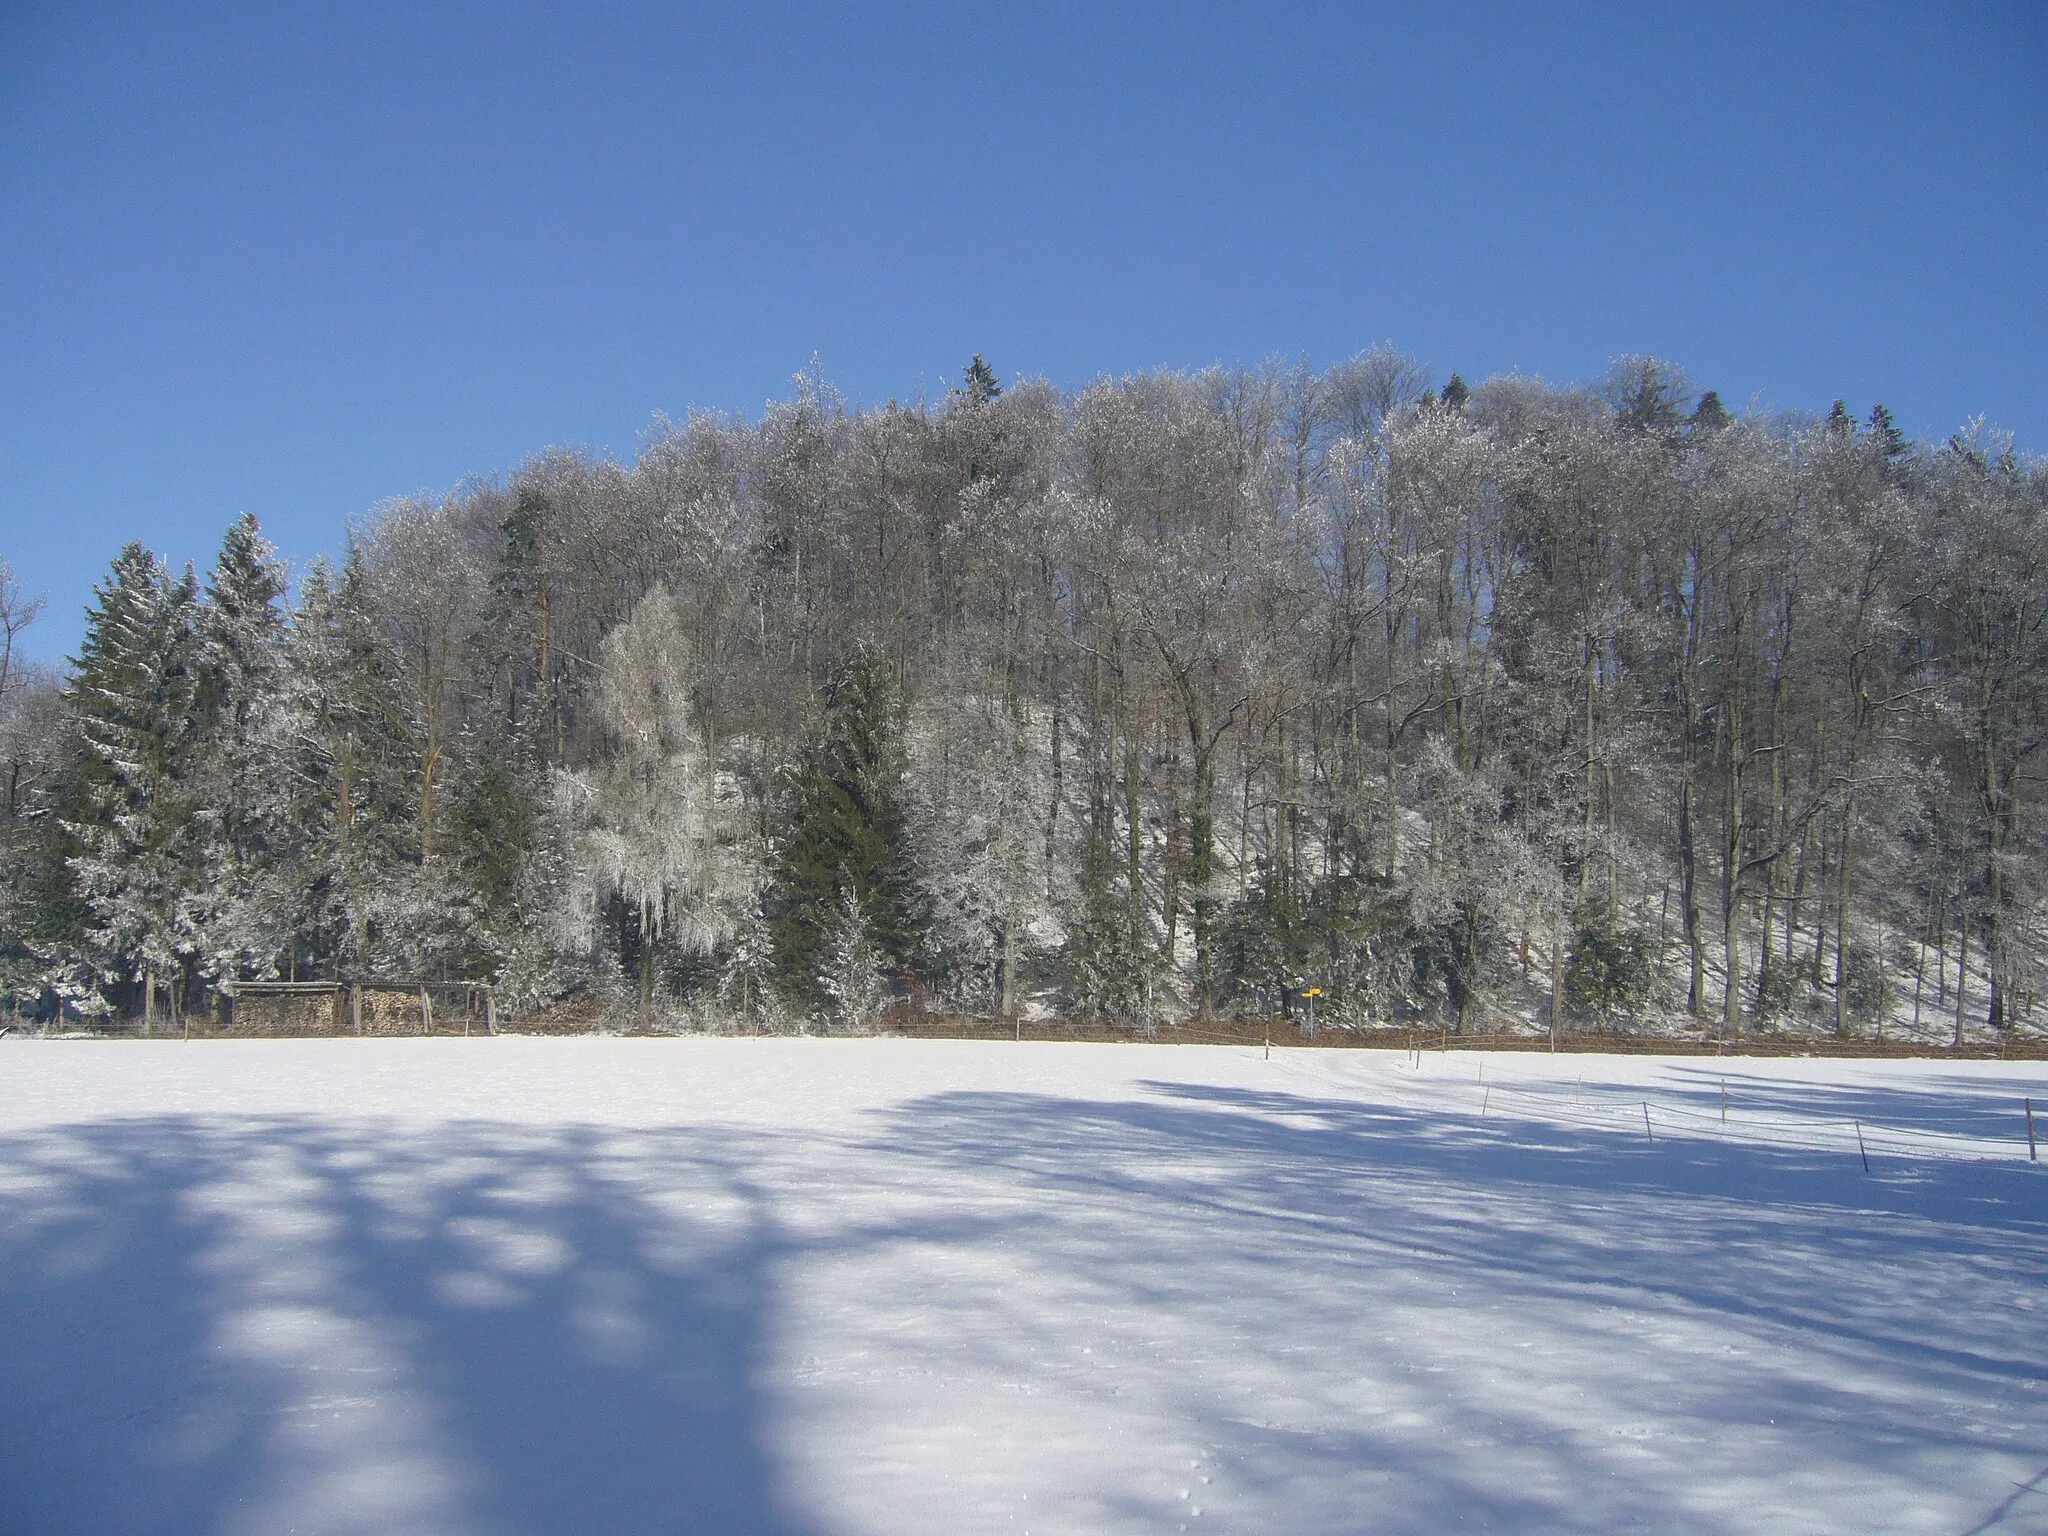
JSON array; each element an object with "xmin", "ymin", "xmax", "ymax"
[{"xmin": 3, "ymin": 1037, "xmax": 2045, "ymax": 1535}]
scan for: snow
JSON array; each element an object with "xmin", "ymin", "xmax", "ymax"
[{"xmin": 3, "ymin": 1037, "xmax": 2045, "ymax": 1535}]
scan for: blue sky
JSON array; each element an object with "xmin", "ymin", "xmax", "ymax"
[{"xmin": 3, "ymin": 1, "xmax": 2043, "ymax": 664}]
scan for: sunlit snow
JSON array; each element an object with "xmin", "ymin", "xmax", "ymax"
[{"xmin": 3, "ymin": 1037, "xmax": 2044, "ymax": 1534}]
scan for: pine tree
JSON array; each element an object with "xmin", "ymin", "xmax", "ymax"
[
  {"xmin": 191, "ymin": 514, "xmax": 290, "ymax": 985},
  {"xmin": 960, "ymin": 354, "xmax": 1003, "ymax": 406},
  {"xmin": 1063, "ymin": 830, "xmax": 1158, "ymax": 1027},
  {"xmin": 1688, "ymin": 389, "xmax": 1731, "ymax": 432},
  {"xmin": 278, "ymin": 551, "xmax": 418, "ymax": 980},
  {"xmin": 719, "ymin": 902, "xmax": 777, "ymax": 1023},
  {"xmin": 818, "ymin": 888, "xmax": 887, "ymax": 1030},
  {"xmin": 1440, "ymin": 373, "xmax": 1470, "ymax": 412},
  {"xmin": 481, "ymin": 482, "xmax": 559, "ymax": 758},
  {"xmin": 64, "ymin": 543, "xmax": 204, "ymax": 1021},
  {"xmin": 1826, "ymin": 399, "xmax": 1854, "ymax": 435},
  {"xmin": 446, "ymin": 707, "xmax": 560, "ymax": 982},
  {"xmin": 1866, "ymin": 403, "xmax": 1909, "ymax": 468},
  {"xmin": 766, "ymin": 647, "xmax": 924, "ymax": 1012},
  {"xmin": 1609, "ymin": 356, "xmax": 1689, "ymax": 433}
]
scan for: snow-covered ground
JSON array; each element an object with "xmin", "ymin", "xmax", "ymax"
[{"xmin": 2, "ymin": 1038, "xmax": 2045, "ymax": 1535}]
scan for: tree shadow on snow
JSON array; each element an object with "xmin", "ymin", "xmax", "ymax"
[
  {"xmin": 851, "ymin": 1079, "xmax": 2048, "ymax": 1535},
  {"xmin": 1658, "ymin": 1062, "xmax": 2048, "ymax": 1146},
  {"xmin": 0, "ymin": 1116, "xmax": 829, "ymax": 1536}
]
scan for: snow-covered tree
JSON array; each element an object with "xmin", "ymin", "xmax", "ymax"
[
  {"xmin": 64, "ymin": 544, "xmax": 204, "ymax": 1023},
  {"xmin": 909, "ymin": 687, "xmax": 1046, "ymax": 1018},
  {"xmin": 556, "ymin": 591, "xmax": 726, "ymax": 1014},
  {"xmin": 188, "ymin": 513, "xmax": 292, "ymax": 985}
]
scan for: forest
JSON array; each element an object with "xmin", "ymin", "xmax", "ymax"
[{"xmin": 1, "ymin": 351, "xmax": 2042, "ymax": 1041}]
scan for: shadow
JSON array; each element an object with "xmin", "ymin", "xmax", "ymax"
[
  {"xmin": 1658, "ymin": 1062, "xmax": 2048, "ymax": 1145},
  {"xmin": 0, "ymin": 1116, "xmax": 830, "ymax": 1536},
  {"xmin": 6, "ymin": 1064, "xmax": 2044, "ymax": 1535},
  {"xmin": 844, "ymin": 1078, "xmax": 2048, "ymax": 1533}
]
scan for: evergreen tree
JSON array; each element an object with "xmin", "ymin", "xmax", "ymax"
[
  {"xmin": 278, "ymin": 551, "xmax": 419, "ymax": 979},
  {"xmin": 481, "ymin": 482, "xmax": 559, "ymax": 757},
  {"xmin": 766, "ymin": 647, "xmax": 924, "ymax": 1012},
  {"xmin": 1826, "ymin": 399, "xmax": 1854, "ymax": 435},
  {"xmin": 191, "ymin": 514, "xmax": 291, "ymax": 983},
  {"xmin": 64, "ymin": 544, "xmax": 203, "ymax": 1018},
  {"xmin": 1440, "ymin": 373, "xmax": 1470, "ymax": 412},
  {"xmin": 960, "ymin": 354, "xmax": 1003, "ymax": 406},
  {"xmin": 1688, "ymin": 389, "xmax": 1731, "ymax": 432},
  {"xmin": 1064, "ymin": 830, "xmax": 1159, "ymax": 1027},
  {"xmin": 1609, "ymin": 356, "xmax": 1689, "ymax": 433},
  {"xmin": 1563, "ymin": 900, "xmax": 1658, "ymax": 1027},
  {"xmin": 818, "ymin": 888, "xmax": 887, "ymax": 1029},
  {"xmin": 0, "ymin": 672, "xmax": 82, "ymax": 1017},
  {"xmin": 1866, "ymin": 403, "xmax": 1909, "ymax": 468}
]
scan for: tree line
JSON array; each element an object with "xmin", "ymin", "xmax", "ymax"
[{"xmin": 1, "ymin": 351, "xmax": 2042, "ymax": 1039}]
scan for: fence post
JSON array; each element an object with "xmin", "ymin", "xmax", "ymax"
[
  {"xmin": 486, "ymin": 985, "xmax": 497, "ymax": 1035},
  {"xmin": 2028, "ymin": 1098, "xmax": 2038, "ymax": 1162},
  {"xmin": 351, "ymin": 984, "xmax": 363, "ymax": 1035},
  {"xmin": 1721, "ymin": 1079, "xmax": 1727, "ymax": 1124},
  {"xmin": 419, "ymin": 986, "xmax": 431, "ymax": 1035}
]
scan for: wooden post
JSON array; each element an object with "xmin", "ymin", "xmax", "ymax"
[
  {"xmin": 2028, "ymin": 1098, "xmax": 2038, "ymax": 1162},
  {"xmin": 419, "ymin": 986, "xmax": 432, "ymax": 1035},
  {"xmin": 1721, "ymin": 1079, "xmax": 1728, "ymax": 1124},
  {"xmin": 351, "ymin": 983, "xmax": 363, "ymax": 1035},
  {"xmin": 485, "ymin": 985, "xmax": 497, "ymax": 1035}
]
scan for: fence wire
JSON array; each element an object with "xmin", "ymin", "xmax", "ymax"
[{"xmin": 1269, "ymin": 1050, "xmax": 2044, "ymax": 1169}]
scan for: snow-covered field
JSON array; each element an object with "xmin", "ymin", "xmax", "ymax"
[{"xmin": 3, "ymin": 1038, "xmax": 2045, "ymax": 1535}]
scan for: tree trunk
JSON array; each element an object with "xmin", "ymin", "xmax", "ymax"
[
  {"xmin": 1678, "ymin": 748, "xmax": 1705, "ymax": 1014},
  {"xmin": 1952, "ymin": 911, "xmax": 1968, "ymax": 1049},
  {"xmin": 1186, "ymin": 711, "xmax": 1216, "ymax": 1017},
  {"xmin": 1833, "ymin": 789, "xmax": 1857, "ymax": 1038},
  {"xmin": 1549, "ymin": 903, "xmax": 1565, "ymax": 1043}
]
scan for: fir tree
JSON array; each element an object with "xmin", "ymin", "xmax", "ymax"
[
  {"xmin": 818, "ymin": 888, "xmax": 887, "ymax": 1030},
  {"xmin": 191, "ymin": 514, "xmax": 290, "ymax": 983},
  {"xmin": 481, "ymin": 482, "xmax": 559, "ymax": 757},
  {"xmin": 1609, "ymin": 356, "xmax": 1689, "ymax": 433},
  {"xmin": 64, "ymin": 543, "xmax": 204, "ymax": 1018},
  {"xmin": 1866, "ymin": 403, "xmax": 1909, "ymax": 469},
  {"xmin": 1688, "ymin": 389, "xmax": 1731, "ymax": 432},
  {"xmin": 960, "ymin": 354, "xmax": 1003, "ymax": 406},
  {"xmin": 1064, "ymin": 830, "xmax": 1158, "ymax": 1027},
  {"xmin": 1440, "ymin": 373, "xmax": 1470, "ymax": 412},
  {"xmin": 1563, "ymin": 900, "xmax": 1657, "ymax": 1026},
  {"xmin": 766, "ymin": 647, "xmax": 924, "ymax": 1012},
  {"xmin": 446, "ymin": 708, "xmax": 558, "ymax": 980},
  {"xmin": 278, "ymin": 551, "xmax": 418, "ymax": 979}
]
